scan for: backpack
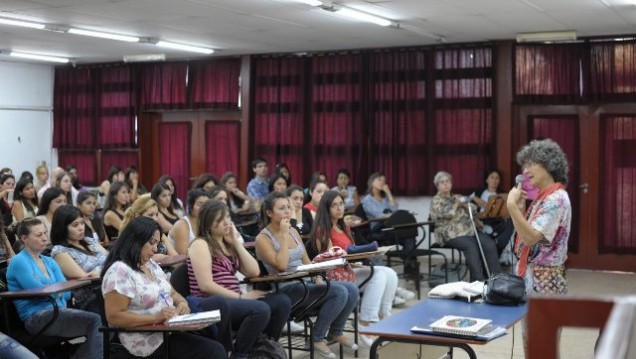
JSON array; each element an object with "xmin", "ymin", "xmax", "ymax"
[{"xmin": 247, "ymin": 335, "xmax": 287, "ymax": 359}]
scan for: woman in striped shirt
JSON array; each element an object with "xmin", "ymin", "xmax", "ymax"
[{"xmin": 187, "ymin": 199, "xmax": 291, "ymax": 359}]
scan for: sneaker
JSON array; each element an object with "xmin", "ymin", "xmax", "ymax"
[
  {"xmin": 313, "ymin": 341, "xmax": 336, "ymax": 359},
  {"xmin": 359, "ymin": 333, "xmax": 377, "ymax": 347},
  {"xmin": 396, "ymin": 287, "xmax": 416, "ymax": 301},
  {"xmin": 392, "ymin": 296, "xmax": 406, "ymax": 307},
  {"xmin": 282, "ymin": 321, "xmax": 304, "ymax": 333},
  {"xmin": 328, "ymin": 334, "xmax": 358, "ymax": 350}
]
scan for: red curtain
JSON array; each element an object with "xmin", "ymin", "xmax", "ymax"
[
  {"xmin": 368, "ymin": 50, "xmax": 427, "ymax": 195},
  {"xmin": 529, "ymin": 116, "xmax": 580, "ymax": 253},
  {"xmin": 159, "ymin": 122, "xmax": 191, "ymax": 199},
  {"xmin": 95, "ymin": 66, "xmax": 136, "ymax": 148},
  {"xmin": 205, "ymin": 121, "xmax": 240, "ymax": 176},
  {"xmin": 599, "ymin": 115, "xmax": 636, "ymax": 254},
  {"xmin": 590, "ymin": 40, "xmax": 636, "ymax": 102},
  {"xmin": 514, "ymin": 43, "xmax": 586, "ymax": 104},
  {"xmin": 311, "ymin": 53, "xmax": 364, "ymax": 189},
  {"xmin": 53, "ymin": 68, "xmax": 96, "ymax": 149},
  {"xmin": 141, "ymin": 63, "xmax": 188, "ymax": 110},
  {"xmin": 100, "ymin": 151, "xmax": 139, "ymax": 183},
  {"xmin": 252, "ymin": 56, "xmax": 308, "ymax": 185},
  {"xmin": 189, "ymin": 59, "xmax": 241, "ymax": 109},
  {"xmin": 57, "ymin": 151, "xmax": 98, "ymax": 185},
  {"xmin": 431, "ymin": 47, "xmax": 494, "ymax": 194}
]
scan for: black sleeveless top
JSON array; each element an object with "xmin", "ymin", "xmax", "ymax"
[{"xmin": 103, "ymin": 209, "xmax": 123, "ymax": 240}]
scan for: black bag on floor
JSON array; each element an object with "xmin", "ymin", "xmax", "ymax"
[
  {"xmin": 428, "ymin": 263, "xmax": 467, "ymax": 288},
  {"xmin": 247, "ymin": 335, "xmax": 287, "ymax": 359}
]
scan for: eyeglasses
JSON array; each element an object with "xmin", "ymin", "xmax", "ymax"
[
  {"xmin": 523, "ymin": 161, "xmax": 537, "ymax": 170},
  {"xmin": 330, "ymin": 202, "xmax": 345, "ymax": 209}
]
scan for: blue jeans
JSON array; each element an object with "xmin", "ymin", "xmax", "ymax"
[
  {"xmin": 0, "ymin": 332, "xmax": 38, "ymax": 359},
  {"xmin": 226, "ymin": 293, "xmax": 291, "ymax": 356},
  {"xmin": 279, "ymin": 281, "xmax": 359, "ymax": 341},
  {"xmin": 24, "ymin": 307, "xmax": 102, "ymax": 359}
]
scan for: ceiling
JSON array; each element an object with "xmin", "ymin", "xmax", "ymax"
[{"xmin": 1, "ymin": 0, "xmax": 636, "ymax": 64}]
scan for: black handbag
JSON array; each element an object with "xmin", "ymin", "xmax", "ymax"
[{"xmin": 483, "ymin": 273, "xmax": 526, "ymax": 305}]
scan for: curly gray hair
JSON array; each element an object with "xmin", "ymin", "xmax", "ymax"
[
  {"xmin": 516, "ymin": 139, "xmax": 569, "ymax": 185},
  {"xmin": 433, "ymin": 171, "xmax": 452, "ymax": 187}
]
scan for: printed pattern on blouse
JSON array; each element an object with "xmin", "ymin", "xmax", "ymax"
[
  {"xmin": 429, "ymin": 193, "xmax": 475, "ymax": 244},
  {"xmin": 527, "ymin": 189, "xmax": 571, "ymax": 267},
  {"xmin": 101, "ymin": 260, "xmax": 173, "ymax": 357}
]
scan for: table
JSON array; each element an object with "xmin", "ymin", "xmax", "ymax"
[{"xmin": 360, "ymin": 299, "xmax": 527, "ymax": 359}]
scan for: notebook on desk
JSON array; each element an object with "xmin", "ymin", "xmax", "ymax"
[
  {"xmin": 295, "ymin": 258, "xmax": 346, "ymax": 272},
  {"xmin": 429, "ymin": 315, "xmax": 492, "ymax": 336},
  {"xmin": 165, "ymin": 309, "xmax": 220, "ymax": 327}
]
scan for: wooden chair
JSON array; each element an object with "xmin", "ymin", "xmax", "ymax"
[{"xmin": 527, "ymin": 295, "xmax": 615, "ymax": 359}]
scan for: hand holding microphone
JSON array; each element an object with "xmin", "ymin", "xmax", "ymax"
[{"xmin": 507, "ymin": 174, "xmax": 527, "ymax": 211}]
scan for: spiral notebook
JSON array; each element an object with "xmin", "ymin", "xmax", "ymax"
[
  {"xmin": 428, "ymin": 315, "xmax": 492, "ymax": 336},
  {"xmin": 165, "ymin": 309, "xmax": 220, "ymax": 327}
]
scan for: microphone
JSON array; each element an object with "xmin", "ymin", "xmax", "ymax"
[{"xmin": 515, "ymin": 174, "xmax": 525, "ymax": 189}]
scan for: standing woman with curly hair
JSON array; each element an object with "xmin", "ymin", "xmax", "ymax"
[{"xmin": 507, "ymin": 138, "xmax": 571, "ymax": 294}]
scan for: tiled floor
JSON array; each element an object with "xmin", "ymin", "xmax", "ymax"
[{"xmin": 287, "ymin": 268, "xmax": 636, "ymax": 359}]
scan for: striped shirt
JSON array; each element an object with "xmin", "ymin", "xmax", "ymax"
[{"xmin": 187, "ymin": 254, "xmax": 241, "ymax": 296}]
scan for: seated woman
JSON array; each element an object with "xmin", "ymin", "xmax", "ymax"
[
  {"xmin": 50, "ymin": 205, "xmax": 108, "ymax": 312},
  {"xmin": 307, "ymin": 190, "xmax": 399, "ymax": 347},
  {"xmin": 157, "ymin": 175, "xmax": 185, "ymax": 218},
  {"xmin": 193, "ymin": 173, "xmax": 219, "ymax": 192},
  {"xmin": 101, "ymin": 216, "xmax": 226, "ymax": 358},
  {"xmin": 11, "ymin": 177, "xmax": 38, "ymax": 222},
  {"xmin": 99, "ymin": 166, "xmax": 124, "ymax": 205},
  {"xmin": 125, "ymin": 166, "xmax": 147, "ymax": 202},
  {"xmin": 76, "ymin": 191, "xmax": 106, "ymax": 244},
  {"xmin": 220, "ymin": 172, "xmax": 251, "ymax": 214},
  {"xmin": 188, "ymin": 199, "xmax": 292, "ymax": 359},
  {"xmin": 255, "ymin": 192, "xmax": 359, "ymax": 359},
  {"xmin": 34, "ymin": 165, "xmax": 49, "ymax": 194},
  {"xmin": 0, "ymin": 173, "xmax": 15, "ymax": 225},
  {"xmin": 429, "ymin": 171, "xmax": 502, "ymax": 282},
  {"xmin": 332, "ymin": 169, "xmax": 360, "ymax": 212},
  {"xmin": 286, "ymin": 185, "xmax": 312, "ymax": 235},
  {"xmin": 268, "ymin": 173, "xmax": 289, "ymax": 194},
  {"xmin": 35, "ymin": 187, "xmax": 67, "ymax": 238},
  {"xmin": 168, "ymin": 189, "xmax": 211, "ymax": 255},
  {"xmin": 7, "ymin": 218, "xmax": 103, "ymax": 358},
  {"xmin": 102, "ymin": 181, "xmax": 130, "ymax": 241},
  {"xmin": 304, "ymin": 180, "xmax": 329, "ymax": 220},
  {"xmin": 120, "ymin": 194, "xmax": 178, "ymax": 260},
  {"xmin": 273, "ymin": 163, "xmax": 292, "ymax": 185},
  {"xmin": 470, "ymin": 168, "xmax": 515, "ymax": 257},
  {"xmin": 0, "ymin": 217, "xmax": 15, "ymax": 261},
  {"xmin": 150, "ymin": 183, "xmax": 179, "ymax": 234},
  {"xmin": 54, "ymin": 171, "xmax": 79, "ymax": 206}
]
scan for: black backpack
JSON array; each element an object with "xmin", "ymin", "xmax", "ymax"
[{"xmin": 247, "ymin": 335, "xmax": 287, "ymax": 359}]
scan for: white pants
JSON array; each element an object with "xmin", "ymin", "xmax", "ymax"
[{"xmin": 354, "ymin": 265, "xmax": 398, "ymax": 322}]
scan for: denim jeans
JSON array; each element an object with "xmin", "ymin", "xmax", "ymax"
[
  {"xmin": 226, "ymin": 292, "xmax": 291, "ymax": 356},
  {"xmin": 0, "ymin": 332, "xmax": 38, "ymax": 359},
  {"xmin": 24, "ymin": 307, "xmax": 102, "ymax": 359},
  {"xmin": 355, "ymin": 266, "xmax": 398, "ymax": 322},
  {"xmin": 279, "ymin": 280, "xmax": 359, "ymax": 341},
  {"xmin": 447, "ymin": 233, "xmax": 502, "ymax": 281}
]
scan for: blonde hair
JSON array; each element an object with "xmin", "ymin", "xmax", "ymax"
[
  {"xmin": 120, "ymin": 194, "xmax": 158, "ymax": 232},
  {"xmin": 35, "ymin": 164, "xmax": 48, "ymax": 176}
]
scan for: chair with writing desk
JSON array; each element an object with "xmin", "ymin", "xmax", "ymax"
[{"xmin": 0, "ymin": 273, "xmax": 91, "ymax": 358}]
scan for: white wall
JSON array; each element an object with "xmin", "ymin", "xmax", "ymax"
[{"xmin": 0, "ymin": 61, "xmax": 55, "ymax": 176}]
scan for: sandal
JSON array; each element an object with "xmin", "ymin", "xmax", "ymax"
[{"xmin": 313, "ymin": 341, "xmax": 336, "ymax": 359}]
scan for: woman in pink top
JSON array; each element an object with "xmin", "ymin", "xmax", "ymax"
[{"xmin": 308, "ymin": 190, "xmax": 399, "ymax": 347}]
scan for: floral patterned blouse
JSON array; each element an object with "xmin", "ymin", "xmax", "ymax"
[
  {"xmin": 525, "ymin": 189, "xmax": 571, "ymax": 268},
  {"xmin": 102, "ymin": 260, "xmax": 174, "ymax": 357},
  {"xmin": 429, "ymin": 192, "xmax": 476, "ymax": 244}
]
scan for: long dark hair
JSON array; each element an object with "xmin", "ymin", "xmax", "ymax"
[
  {"xmin": 196, "ymin": 199, "xmax": 236, "ymax": 259},
  {"xmin": 366, "ymin": 172, "xmax": 386, "ymax": 197},
  {"xmin": 101, "ymin": 216, "xmax": 161, "ymax": 277},
  {"xmin": 187, "ymin": 189, "xmax": 210, "ymax": 217},
  {"xmin": 151, "ymin": 183, "xmax": 175, "ymax": 216},
  {"xmin": 193, "ymin": 173, "xmax": 218, "ymax": 190},
  {"xmin": 50, "ymin": 205, "xmax": 94, "ymax": 254},
  {"xmin": 308, "ymin": 190, "xmax": 351, "ymax": 257},
  {"xmin": 158, "ymin": 175, "xmax": 184, "ymax": 214},
  {"xmin": 37, "ymin": 187, "xmax": 65, "ymax": 216},
  {"xmin": 268, "ymin": 173, "xmax": 289, "ymax": 193},
  {"xmin": 208, "ymin": 186, "xmax": 230, "ymax": 207},
  {"xmin": 14, "ymin": 177, "xmax": 38, "ymax": 216},
  {"xmin": 219, "ymin": 172, "xmax": 245, "ymax": 208},
  {"xmin": 54, "ymin": 171, "xmax": 73, "ymax": 205}
]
